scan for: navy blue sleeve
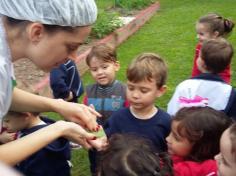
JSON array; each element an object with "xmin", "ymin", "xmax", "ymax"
[
  {"xmin": 50, "ymin": 65, "xmax": 70, "ymax": 99},
  {"xmin": 104, "ymin": 111, "xmax": 121, "ymax": 137},
  {"xmin": 46, "ymin": 137, "xmax": 70, "ymax": 153},
  {"xmin": 227, "ymin": 89, "xmax": 236, "ymax": 120}
]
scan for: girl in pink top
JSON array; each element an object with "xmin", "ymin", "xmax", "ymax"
[{"xmin": 192, "ymin": 13, "xmax": 234, "ymax": 83}]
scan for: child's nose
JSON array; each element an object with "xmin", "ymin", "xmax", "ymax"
[
  {"xmin": 214, "ymin": 153, "xmax": 220, "ymax": 162},
  {"xmin": 132, "ymin": 91, "xmax": 140, "ymax": 98}
]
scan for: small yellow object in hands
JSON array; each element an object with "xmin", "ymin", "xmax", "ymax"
[{"xmin": 92, "ymin": 128, "xmax": 106, "ymax": 138}]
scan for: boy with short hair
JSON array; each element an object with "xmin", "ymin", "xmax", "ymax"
[
  {"xmin": 84, "ymin": 43, "xmax": 128, "ymax": 175},
  {"xmin": 4, "ymin": 112, "xmax": 71, "ymax": 176},
  {"xmin": 104, "ymin": 53, "xmax": 171, "ymax": 152},
  {"xmin": 167, "ymin": 38, "xmax": 236, "ymax": 118}
]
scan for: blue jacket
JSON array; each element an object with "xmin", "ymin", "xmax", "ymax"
[{"xmin": 50, "ymin": 59, "xmax": 83, "ymax": 102}]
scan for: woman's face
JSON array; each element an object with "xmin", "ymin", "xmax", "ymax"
[{"xmin": 27, "ymin": 25, "xmax": 91, "ymax": 72}]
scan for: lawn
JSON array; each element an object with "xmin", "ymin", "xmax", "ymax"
[{"xmin": 54, "ymin": 0, "xmax": 236, "ymax": 175}]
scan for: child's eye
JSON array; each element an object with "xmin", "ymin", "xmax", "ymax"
[
  {"xmin": 102, "ymin": 66, "xmax": 108, "ymax": 69},
  {"xmin": 90, "ymin": 68, "xmax": 97, "ymax": 72},
  {"xmin": 141, "ymin": 89, "xmax": 149, "ymax": 93},
  {"xmin": 173, "ymin": 133, "xmax": 181, "ymax": 141},
  {"xmin": 128, "ymin": 86, "xmax": 134, "ymax": 91}
]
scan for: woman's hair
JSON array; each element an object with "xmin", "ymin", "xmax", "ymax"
[
  {"xmin": 86, "ymin": 43, "xmax": 117, "ymax": 66},
  {"xmin": 173, "ymin": 107, "xmax": 232, "ymax": 162},
  {"xmin": 5, "ymin": 111, "xmax": 40, "ymax": 118},
  {"xmin": 229, "ymin": 123, "xmax": 236, "ymax": 161},
  {"xmin": 198, "ymin": 13, "xmax": 234, "ymax": 37},
  {"xmin": 5, "ymin": 17, "xmax": 76, "ymax": 34},
  {"xmin": 127, "ymin": 53, "xmax": 167, "ymax": 88},
  {"xmin": 98, "ymin": 134, "xmax": 173, "ymax": 176},
  {"xmin": 201, "ymin": 38, "xmax": 234, "ymax": 74}
]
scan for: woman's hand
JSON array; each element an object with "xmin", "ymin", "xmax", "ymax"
[
  {"xmin": 56, "ymin": 120, "xmax": 97, "ymax": 149},
  {"xmin": 54, "ymin": 99, "xmax": 101, "ymax": 131}
]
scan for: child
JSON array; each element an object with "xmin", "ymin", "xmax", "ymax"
[
  {"xmin": 166, "ymin": 107, "xmax": 232, "ymax": 176},
  {"xmin": 83, "ymin": 43, "xmax": 128, "ymax": 175},
  {"xmin": 98, "ymin": 134, "xmax": 173, "ymax": 176},
  {"xmin": 105, "ymin": 53, "xmax": 171, "ymax": 152},
  {"xmin": 168, "ymin": 38, "xmax": 236, "ymax": 118},
  {"xmin": 4, "ymin": 112, "xmax": 71, "ymax": 176},
  {"xmin": 192, "ymin": 13, "xmax": 234, "ymax": 83},
  {"xmin": 83, "ymin": 43, "xmax": 128, "ymax": 126},
  {"xmin": 50, "ymin": 59, "xmax": 84, "ymax": 103},
  {"xmin": 215, "ymin": 123, "xmax": 236, "ymax": 176}
]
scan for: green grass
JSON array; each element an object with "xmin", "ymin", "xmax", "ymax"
[
  {"xmin": 49, "ymin": 1, "xmax": 236, "ymax": 175},
  {"xmin": 95, "ymin": 0, "xmax": 114, "ymax": 10}
]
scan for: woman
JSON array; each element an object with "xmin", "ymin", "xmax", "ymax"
[{"xmin": 0, "ymin": 0, "xmax": 100, "ymax": 165}]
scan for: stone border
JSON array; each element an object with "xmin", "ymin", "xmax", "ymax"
[{"xmin": 33, "ymin": 2, "xmax": 160, "ymax": 96}]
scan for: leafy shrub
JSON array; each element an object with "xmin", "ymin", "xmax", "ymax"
[
  {"xmin": 114, "ymin": 0, "xmax": 155, "ymax": 10},
  {"xmin": 91, "ymin": 11, "xmax": 123, "ymax": 39}
]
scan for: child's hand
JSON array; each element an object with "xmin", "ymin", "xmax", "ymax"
[
  {"xmin": 0, "ymin": 131, "xmax": 16, "ymax": 144},
  {"xmin": 88, "ymin": 126, "xmax": 108, "ymax": 151},
  {"xmin": 88, "ymin": 136, "xmax": 108, "ymax": 151}
]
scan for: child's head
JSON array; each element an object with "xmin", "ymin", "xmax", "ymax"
[
  {"xmin": 166, "ymin": 107, "xmax": 231, "ymax": 162},
  {"xmin": 86, "ymin": 43, "xmax": 120, "ymax": 86},
  {"xmin": 126, "ymin": 53, "xmax": 167, "ymax": 110},
  {"xmin": 98, "ymin": 134, "xmax": 173, "ymax": 176},
  {"xmin": 197, "ymin": 38, "xmax": 234, "ymax": 74},
  {"xmin": 3, "ymin": 112, "xmax": 39, "ymax": 132},
  {"xmin": 215, "ymin": 123, "xmax": 236, "ymax": 176},
  {"xmin": 196, "ymin": 13, "xmax": 234, "ymax": 43}
]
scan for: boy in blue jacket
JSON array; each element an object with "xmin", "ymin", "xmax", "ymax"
[{"xmin": 50, "ymin": 59, "xmax": 84, "ymax": 103}]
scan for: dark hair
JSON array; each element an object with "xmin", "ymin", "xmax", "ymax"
[
  {"xmin": 201, "ymin": 38, "xmax": 234, "ymax": 73},
  {"xmin": 98, "ymin": 134, "xmax": 173, "ymax": 176},
  {"xmin": 86, "ymin": 43, "xmax": 117, "ymax": 66},
  {"xmin": 198, "ymin": 13, "xmax": 234, "ymax": 37},
  {"xmin": 5, "ymin": 17, "xmax": 75, "ymax": 34},
  {"xmin": 173, "ymin": 107, "xmax": 232, "ymax": 162},
  {"xmin": 127, "ymin": 53, "xmax": 167, "ymax": 88},
  {"xmin": 229, "ymin": 123, "xmax": 236, "ymax": 161},
  {"xmin": 6, "ymin": 111, "xmax": 40, "ymax": 118}
]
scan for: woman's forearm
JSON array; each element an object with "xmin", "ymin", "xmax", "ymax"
[
  {"xmin": 10, "ymin": 88, "xmax": 56, "ymax": 113},
  {"xmin": 0, "ymin": 122, "xmax": 62, "ymax": 165}
]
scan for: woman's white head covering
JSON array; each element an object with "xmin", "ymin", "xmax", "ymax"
[{"xmin": 0, "ymin": 0, "xmax": 97, "ymax": 27}]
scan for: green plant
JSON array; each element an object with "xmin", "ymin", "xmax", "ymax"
[
  {"xmin": 91, "ymin": 11, "xmax": 123, "ymax": 39},
  {"xmin": 114, "ymin": 0, "xmax": 154, "ymax": 10}
]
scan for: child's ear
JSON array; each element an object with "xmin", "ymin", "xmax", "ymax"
[
  {"xmin": 114, "ymin": 61, "xmax": 120, "ymax": 71},
  {"xmin": 156, "ymin": 85, "xmax": 167, "ymax": 97}
]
